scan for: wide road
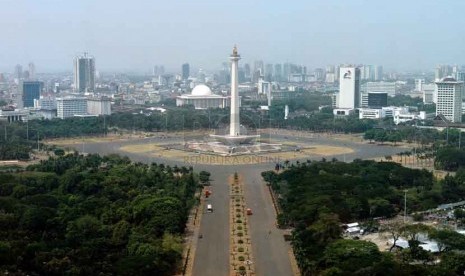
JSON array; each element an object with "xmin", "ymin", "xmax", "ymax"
[
  {"xmin": 60, "ymin": 132, "xmax": 407, "ymax": 276},
  {"xmin": 240, "ymin": 164, "xmax": 295, "ymax": 276},
  {"xmin": 191, "ymin": 167, "xmax": 231, "ymax": 276}
]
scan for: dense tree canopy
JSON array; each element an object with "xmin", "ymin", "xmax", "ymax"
[
  {"xmin": 263, "ymin": 160, "xmax": 465, "ymax": 275},
  {"xmin": 0, "ymin": 153, "xmax": 199, "ymax": 275}
]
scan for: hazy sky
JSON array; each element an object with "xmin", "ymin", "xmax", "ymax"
[{"xmin": 1, "ymin": 0, "xmax": 465, "ymax": 73}]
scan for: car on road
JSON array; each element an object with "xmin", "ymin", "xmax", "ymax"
[{"xmin": 207, "ymin": 204, "xmax": 213, "ymax": 213}]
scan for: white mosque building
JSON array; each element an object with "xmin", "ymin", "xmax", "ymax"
[{"xmin": 176, "ymin": 84, "xmax": 231, "ymax": 109}]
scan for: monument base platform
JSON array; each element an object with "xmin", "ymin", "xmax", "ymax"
[
  {"xmin": 209, "ymin": 134, "xmax": 260, "ymax": 145},
  {"xmin": 185, "ymin": 141, "xmax": 281, "ymax": 156}
]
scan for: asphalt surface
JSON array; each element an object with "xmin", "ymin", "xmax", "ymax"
[
  {"xmin": 192, "ymin": 167, "xmax": 231, "ymax": 276},
  {"xmin": 241, "ymin": 165, "xmax": 294, "ymax": 276},
  {"xmin": 62, "ymin": 132, "xmax": 407, "ymax": 276}
]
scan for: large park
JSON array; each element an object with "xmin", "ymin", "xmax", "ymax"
[{"xmin": 2, "ymin": 102, "xmax": 465, "ymax": 275}]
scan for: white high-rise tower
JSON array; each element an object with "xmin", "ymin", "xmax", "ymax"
[
  {"xmin": 229, "ymin": 46, "xmax": 241, "ymax": 136},
  {"xmin": 338, "ymin": 66, "xmax": 361, "ymax": 109},
  {"xmin": 435, "ymin": 77, "xmax": 463, "ymax": 123}
]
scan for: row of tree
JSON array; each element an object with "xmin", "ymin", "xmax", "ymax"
[
  {"xmin": 0, "ymin": 153, "xmax": 199, "ymax": 275},
  {"xmin": 262, "ymin": 160, "xmax": 465, "ymax": 275}
]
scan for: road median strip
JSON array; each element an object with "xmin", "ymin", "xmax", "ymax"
[{"xmin": 229, "ymin": 172, "xmax": 255, "ymax": 276}]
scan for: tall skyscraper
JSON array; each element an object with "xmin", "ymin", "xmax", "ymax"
[
  {"xmin": 182, "ymin": 63, "xmax": 190, "ymax": 80},
  {"xmin": 360, "ymin": 65, "xmax": 374, "ymax": 81},
  {"xmin": 435, "ymin": 77, "xmax": 463, "ymax": 123},
  {"xmin": 415, "ymin": 79, "xmax": 425, "ymax": 92},
  {"xmin": 456, "ymin": 71, "xmax": 465, "ymax": 99},
  {"xmin": 73, "ymin": 53, "xmax": 95, "ymax": 93},
  {"xmin": 253, "ymin": 60, "xmax": 264, "ymax": 82},
  {"xmin": 337, "ymin": 67, "xmax": 361, "ymax": 109},
  {"xmin": 243, "ymin": 63, "xmax": 251, "ymax": 81},
  {"xmin": 14, "ymin": 64, "xmax": 23, "ymax": 81},
  {"xmin": 374, "ymin": 65, "xmax": 383, "ymax": 81},
  {"xmin": 314, "ymin": 68, "xmax": 325, "ymax": 81},
  {"xmin": 28, "ymin": 62, "xmax": 36, "ymax": 80},
  {"xmin": 283, "ymin": 63, "xmax": 291, "ymax": 82},
  {"xmin": 21, "ymin": 81, "xmax": 43, "ymax": 108},
  {"xmin": 265, "ymin": 64, "xmax": 273, "ymax": 82},
  {"xmin": 274, "ymin": 64, "xmax": 282, "ymax": 82}
]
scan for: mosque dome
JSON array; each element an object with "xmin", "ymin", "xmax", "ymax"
[{"xmin": 191, "ymin": 84, "xmax": 213, "ymax": 96}]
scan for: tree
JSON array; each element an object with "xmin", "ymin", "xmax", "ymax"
[
  {"xmin": 364, "ymin": 129, "xmax": 376, "ymax": 143},
  {"xmin": 369, "ymin": 198, "xmax": 396, "ymax": 218},
  {"xmin": 198, "ymin": 171, "xmax": 211, "ymax": 185},
  {"xmin": 400, "ymin": 223, "xmax": 431, "ymax": 242},
  {"xmin": 54, "ymin": 148, "xmax": 65, "ymax": 156},
  {"xmin": 380, "ymin": 221, "xmax": 403, "ymax": 252},
  {"xmin": 429, "ymin": 229, "xmax": 465, "ymax": 252},
  {"xmin": 323, "ymin": 239, "xmax": 382, "ymax": 273},
  {"xmin": 374, "ymin": 130, "xmax": 387, "ymax": 144}
]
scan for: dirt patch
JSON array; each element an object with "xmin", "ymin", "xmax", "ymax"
[{"xmin": 359, "ymin": 232, "xmax": 391, "ymax": 252}]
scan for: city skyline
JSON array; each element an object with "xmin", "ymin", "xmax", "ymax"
[{"xmin": 1, "ymin": 1, "xmax": 465, "ymax": 72}]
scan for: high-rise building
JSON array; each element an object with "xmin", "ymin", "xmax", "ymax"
[
  {"xmin": 435, "ymin": 77, "xmax": 463, "ymax": 123},
  {"xmin": 374, "ymin": 65, "xmax": 383, "ymax": 81},
  {"xmin": 362, "ymin": 81, "xmax": 397, "ymax": 97},
  {"xmin": 314, "ymin": 68, "xmax": 325, "ymax": 81},
  {"xmin": 21, "ymin": 81, "xmax": 43, "ymax": 108},
  {"xmin": 28, "ymin": 62, "xmax": 36, "ymax": 80},
  {"xmin": 415, "ymin": 79, "xmax": 425, "ymax": 92},
  {"xmin": 360, "ymin": 65, "xmax": 374, "ymax": 81},
  {"xmin": 56, "ymin": 97, "xmax": 88, "ymax": 119},
  {"xmin": 265, "ymin": 64, "xmax": 273, "ymax": 82},
  {"xmin": 73, "ymin": 53, "xmax": 95, "ymax": 93},
  {"xmin": 283, "ymin": 63, "xmax": 291, "ymax": 81},
  {"xmin": 456, "ymin": 71, "xmax": 465, "ymax": 99},
  {"xmin": 435, "ymin": 65, "xmax": 453, "ymax": 81},
  {"xmin": 243, "ymin": 63, "xmax": 251, "ymax": 81},
  {"xmin": 337, "ymin": 67, "xmax": 361, "ymax": 109},
  {"xmin": 274, "ymin": 64, "xmax": 282, "ymax": 82},
  {"xmin": 254, "ymin": 60, "xmax": 264, "ymax": 76},
  {"xmin": 182, "ymin": 63, "xmax": 190, "ymax": 80},
  {"xmin": 252, "ymin": 60, "xmax": 264, "ymax": 82},
  {"xmin": 14, "ymin": 64, "xmax": 23, "ymax": 81}
]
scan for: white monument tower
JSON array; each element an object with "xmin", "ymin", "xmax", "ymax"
[
  {"xmin": 210, "ymin": 46, "xmax": 259, "ymax": 145},
  {"xmin": 230, "ymin": 45, "xmax": 241, "ymax": 136},
  {"xmin": 187, "ymin": 46, "xmax": 281, "ymax": 154}
]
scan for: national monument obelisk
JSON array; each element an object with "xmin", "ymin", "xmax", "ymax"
[
  {"xmin": 209, "ymin": 46, "xmax": 260, "ymax": 146},
  {"xmin": 188, "ymin": 46, "xmax": 280, "ymax": 154},
  {"xmin": 229, "ymin": 45, "xmax": 240, "ymax": 136}
]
